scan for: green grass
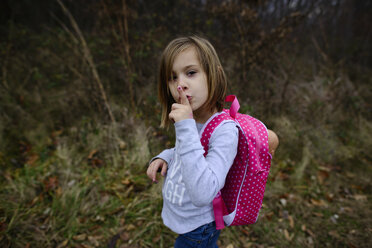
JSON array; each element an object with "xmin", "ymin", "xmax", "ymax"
[
  {"xmin": 1, "ymin": 14, "xmax": 371, "ymax": 247},
  {"xmin": 0, "ymin": 116, "xmax": 371, "ymax": 248}
]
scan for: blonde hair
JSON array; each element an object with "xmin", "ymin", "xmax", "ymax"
[{"xmin": 158, "ymin": 36, "xmax": 228, "ymax": 127}]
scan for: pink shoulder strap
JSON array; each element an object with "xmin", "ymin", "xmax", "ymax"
[
  {"xmin": 225, "ymin": 95, "xmax": 240, "ymax": 118},
  {"xmin": 200, "ymin": 95, "xmax": 241, "ymax": 230}
]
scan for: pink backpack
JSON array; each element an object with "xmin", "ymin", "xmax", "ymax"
[{"xmin": 200, "ymin": 95, "xmax": 272, "ymax": 230}]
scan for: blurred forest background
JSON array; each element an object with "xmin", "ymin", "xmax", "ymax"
[{"xmin": 0, "ymin": 0, "xmax": 371, "ymax": 247}]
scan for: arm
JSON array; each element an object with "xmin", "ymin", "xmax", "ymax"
[
  {"xmin": 150, "ymin": 148, "xmax": 175, "ymax": 165},
  {"xmin": 147, "ymin": 148, "xmax": 175, "ymax": 182},
  {"xmin": 268, "ymin": 129, "xmax": 279, "ymax": 156},
  {"xmin": 175, "ymin": 119, "xmax": 238, "ymax": 207}
]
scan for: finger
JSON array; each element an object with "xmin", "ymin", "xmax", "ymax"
[
  {"xmin": 148, "ymin": 161, "xmax": 159, "ymax": 182},
  {"xmin": 147, "ymin": 165, "xmax": 155, "ymax": 180},
  {"xmin": 152, "ymin": 163, "xmax": 159, "ymax": 182},
  {"xmin": 169, "ymin": 112, "xmax": 175, "ymax": 122},
  {"xmin": 171, "ymin": 103, "xmax": 181, "ymax": 110},
  {"xmin": 177, "ymin": 86, "xmax": 190, "ymax": 106},
  {"xmin": 161, "ymin": 162, "xmax": 168, "ymax": 176},
  {"xmin": 147, "ymin": 163, "xmax": 155, "ymax": 180}
]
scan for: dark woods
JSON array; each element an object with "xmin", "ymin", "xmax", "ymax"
[
  {"xmin": 0, "ymin": 1, "xmax": 371, "ymax": 247},
  {"xmin": 1, "ymin": 0, "xmax": 370, "ymax": 160}
]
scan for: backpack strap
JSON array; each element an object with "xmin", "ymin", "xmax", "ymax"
[
  {"xmin": 200, "ymin": 95, "xmax": 239, "ymax": 156},
  {"xmin": 200, "ymin": 111, "xmax": 234, "ymax": 229},
  {"xmin": 200, "ymin": 112, "xmax": 234, "ymax": 157},
  {"xmin": 225, "ymin": 95, "xmax": 240, "ymax": 118},
  {"xmin": 200, "ymin": 95, "xmax": 240, "ymax": 230}
]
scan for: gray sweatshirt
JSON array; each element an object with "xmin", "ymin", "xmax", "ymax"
[{"xmin": 153, "ymin": 112, "xmax": 239, "ymax": 234}]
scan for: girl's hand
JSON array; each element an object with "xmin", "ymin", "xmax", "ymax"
[
  {"xmin": 169, "ymin": 86, "xmax": 193, "ymax": 123},
  {"xmin": 147, "ymin": 158, "xmax": 168, "ymax": 183},
  {"xmin": 268, "ymin": 129, "xmax": 279, "ymax": 156}
]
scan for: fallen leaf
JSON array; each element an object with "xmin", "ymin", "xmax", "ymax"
[
  {"xmin": 313, "ymin": 212, "xmax": 323, "ymax": 217},
  {"xmin": 90, "ymin": 158, "xmax": 104, "ymax": 167},
  {"xmin": 317, "ymin": 170, "xmax": 329, "ymax": 184},
  {"xmin": 52, "ymin": 129, "xmax": 63, "ymax": 137},
  {"xmin": 280, "ymin": 198, "xmax": 287, "ymax": 206},
  {"xmin": 351, "ymin": 184, "xmax": 363, "ymax": 190},
  {"xmin": 88, "ymin": 225, "xmax": 101, "ymax": 232},
  {"xmin": 120, "ymin": 232, "xmax": 130, "ymax": 241},
  {"xmin": 88, "ymin": 236, "xmax": 99, "ymax": 247},
  {"xmin": 151, "ymin": 234, "xmax": 160, "ymax": 243},
  {"xmin": 30, "ymin": 196, "xmax": 39, "ymax": 206},
  {"xmin": 73, "ymin": 233, "xmax": 87, "ymax": 241},
  {"xmin": 121, "ymin": 178, "xmax": 131, "ymax": 185},
  {"xmin": 94, "ymin": 215, "xmax": 105, "ymax": 222},
  {"xmin": 126, "ymin": 224, "xmax": 135, "ymax": 231},
  {"xmin": 353, "ymin": 194, "xmax": 367, "ymax": 202},
  {"xmin": 284, "ymin": 229, "xmax": 291, "ymax": 241},
  {"xmin": 56, "ymin": 240, "xmax": 68, "ymax": 248},
  {"xmin": 44, "ymin": 176, "xmax": 58, "ymax": 192},
  {"xmin": 310, "ymin": 198, "xmax": 328, "ymax": 207},
  {"xmin": 226, "ymin": 244, "xmax": 234, "ymax": 248},
  {"xmin": 118, "ymin": 140, "xmax": 127, "ymax": 150},
  {"xmin": 306, "ymin": 229, "xmax": 315, "ymax": 237},
  {"xmin": 347, "ymin": 242, "xmax": 357, "ymax": 248},
  {"xmin": 265, "ymin": 211, "xmax": 274, "ymax": 221},
  {"xmin": 288, "ymin": 215, "xmax": 294, "ymax": 228},
  {"xmin": 55, "ymin": 186, "xmax": 63, "ymax": 197},
  {"xmin": 243, "ymin": 243, "xmax": 253, "ymax": 248},
  {"xmin": 345, "ymin": 172, "xmax": 355, "ymax": 178},
  {"xmin": 325, "ymin": 193, "xmax": 334, "ymax": 202},
  {"xmin": 339, "ymin": 207, "xmax": 353, "ymax": 214},
  {"xmin": 26, "ymin": 154, "xmax": 39, "ymax": 166},
  {"xmin": 318, "ymin": 166, "xmax": 331, "ymax": 172},
  {"xmin": 330, "ymin": 214, "xmax": 339, "ymax": 224},
  {"xmin": 301, "ymin": 224, "xmax": 306, "ymax": 231},
  {"xmin": 80, "ymin": 244, "xmax": 94, "ymax": 248},
  {"xmin": 277, "ymin": 172, "xmax": 290, "ymax": 180},
  {"xmin": 0, "ymin": 220, "xmax": 7, "ymax": 232},
  {"xmin": 328, "ymin": 230, "xmax": 340, "ymax": 239},
  {"xmin": 88, "ymin": 149, "xmax": 98, "ymax": 159},
  {"xmin": 307, "ymin": 236, "xmax": 314, "ymax": 245}
]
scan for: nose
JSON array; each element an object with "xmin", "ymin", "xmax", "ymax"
[{"xmin": 177, "ymin": 78, "xmax": 188, "ymax": 90}]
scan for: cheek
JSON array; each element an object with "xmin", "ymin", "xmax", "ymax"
[{"xmin": 169, "ymin": 86, "xmax": 178, "ymax": 101}]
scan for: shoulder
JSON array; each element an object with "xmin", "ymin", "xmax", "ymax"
[{"xmin": 209, "ymin": 120, "xmax": 239, "ymax": 144}]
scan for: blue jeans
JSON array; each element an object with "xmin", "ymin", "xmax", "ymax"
[{"xmin": 174, "ymin": 222, "xmax": 220, "ymax": 248}]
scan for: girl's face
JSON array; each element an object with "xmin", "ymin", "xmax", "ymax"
[{"xmin": 168, "ymin": 47, "xmax": 214, "ymax": 123}]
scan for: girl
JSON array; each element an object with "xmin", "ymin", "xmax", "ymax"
[
  {"xmin": 147, "ymin": 36, "xmax": 279, "ymax": 247},
  {"xmin": 147, "ymin": 36, "xmax": 239, "ymax": 248}
]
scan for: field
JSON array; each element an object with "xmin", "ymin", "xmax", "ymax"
[{"xmin": 1, "ymin": 1, "xmax": 371, "ymax": 247}]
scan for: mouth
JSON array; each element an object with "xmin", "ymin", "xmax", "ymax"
[{"xmin": 186, "ymin": 95, "xmax": 192, "ymax": 101}]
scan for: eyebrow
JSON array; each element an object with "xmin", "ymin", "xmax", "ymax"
[
  {"xmin": 184, "ymin": 64, "xmax": 199, "ymax": 69},
  {"xmin": 172, "ymin": 64, "xmax": 199, "ymax": 73}
]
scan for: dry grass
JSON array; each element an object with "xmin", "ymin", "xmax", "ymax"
[{"xmin": 0, "ymin": 4, "xmax": 371, "ymax": 247}]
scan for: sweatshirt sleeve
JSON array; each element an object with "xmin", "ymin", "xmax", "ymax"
[
  {"xmin": 149, "ymin": 148, "xmax": 175, "ymax": 166},
  {"xmin": 174, "ymin": 118, "xmax": 238, "ymax": 207}
]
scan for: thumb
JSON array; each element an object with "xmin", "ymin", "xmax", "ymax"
[{"xmin": 177, "ymin": 86, "xmax": 190, "ymax": 105}]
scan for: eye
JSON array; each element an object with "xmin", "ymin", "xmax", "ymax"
[
  {"xmin": 168, "ymin": 74, "xmax": 177, "ymax": 82},
  {"xmin": 187, "ymin": 70, "xmax": 197, "ymax": 76}
]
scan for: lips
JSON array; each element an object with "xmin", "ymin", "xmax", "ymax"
[{"xmin": 186, "ymin": 95, "xmax": 192, "ymax": 101}]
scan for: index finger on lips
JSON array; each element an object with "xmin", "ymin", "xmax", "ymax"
[{"xmin": 177, "ymin": 86, "xmax": 190, "ymax": 106}]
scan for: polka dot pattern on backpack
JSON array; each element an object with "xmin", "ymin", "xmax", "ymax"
[{"xmin": 201, "ymin": 108, "xmax": 271, "ymax": 227}]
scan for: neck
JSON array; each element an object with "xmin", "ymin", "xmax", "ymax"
[{"xmin": 193, "ymin": 107, "xmax": 218, "ymax": 124}]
